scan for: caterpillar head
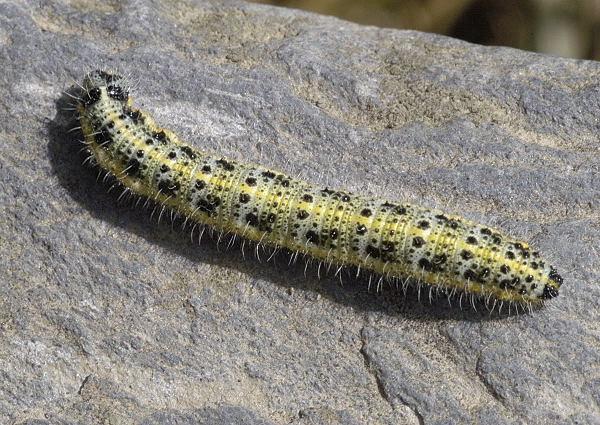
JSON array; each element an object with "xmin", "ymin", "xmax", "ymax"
[
  {"xmin": 80, "ymin": 70, "xmax": 130, "ymax": 107},
  {"xmin": 515, "ymin": 262, "xmax": 562, "ymax": 305},
  {"xmin": 540, "ymin": 265, "xmax": 562, "ymax": 300}
]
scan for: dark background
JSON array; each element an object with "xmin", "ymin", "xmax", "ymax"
[{"xmin": 253, "ymin": 0, "xmax": 600, "ymax": 60}]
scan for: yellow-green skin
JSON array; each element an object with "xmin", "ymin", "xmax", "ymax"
[{"xmin": 77, "ymin": 71, "xmax": 562, "ymax": 306}]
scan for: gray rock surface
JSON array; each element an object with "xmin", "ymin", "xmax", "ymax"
[{"xmin": 0, "ymin": 0, "xmax": 599, "ymax": 423}]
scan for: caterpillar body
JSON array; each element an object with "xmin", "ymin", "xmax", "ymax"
[{"xmin": 75, "ymin": 70, "xmax": 562, "ymax": 309}]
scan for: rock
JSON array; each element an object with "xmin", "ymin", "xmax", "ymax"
[{"xmin": 0, "ymin": 0, "xmax": 598, "ymax": 423}]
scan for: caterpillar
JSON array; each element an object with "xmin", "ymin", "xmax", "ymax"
[{"xmin": 74, "ymin": 70, "xmax": 562, "ymax": 311}]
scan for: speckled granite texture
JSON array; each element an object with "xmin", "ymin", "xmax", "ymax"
[{"xmin": 0, "ymin": 0, "xmax": 598, "ymax": 424}]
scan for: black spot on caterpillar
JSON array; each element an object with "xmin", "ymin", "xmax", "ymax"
[{"xmin": 75, "ymin": 70, "xmax": 562, "ymax": 311}]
